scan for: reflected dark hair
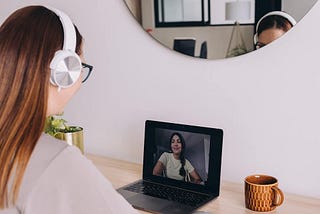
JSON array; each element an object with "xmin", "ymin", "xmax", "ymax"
[
  {"xmin": 169, "ymin": 132, "xmax": 187, "ymax": 178},
  {"xmin": 257, "ymin": 15, "xmax": 293, "ymax": 36}
]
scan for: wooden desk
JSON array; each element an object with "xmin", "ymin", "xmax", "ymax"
[{"xmin": 87, "ymin": 154, "xmax": 320, "ymax": 214}]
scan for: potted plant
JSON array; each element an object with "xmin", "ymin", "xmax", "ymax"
[
  {"xmin": 226, "ymin": 44, "xmax": 248, "ymax": 58},
  {"xmin": 44, "ymin": 115, "xmax": 84, "ymax": 154}
]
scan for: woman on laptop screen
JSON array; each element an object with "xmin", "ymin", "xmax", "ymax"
[{"xmin": 153, "ymin": 132, "xmax": 202, "ymax": 184}]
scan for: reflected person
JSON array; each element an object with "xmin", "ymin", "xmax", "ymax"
[
  {"xmin": 153, "ymin": 132, "xmax": 202, "ymax": 184},
  {"xmin": 254, "ymin": 11, "xmax": 296, "ymax": 49}
]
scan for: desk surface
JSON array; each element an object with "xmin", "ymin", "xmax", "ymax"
[{"xmin": 87, "ymin": 154, "xmax": 320, "ymax": 214}]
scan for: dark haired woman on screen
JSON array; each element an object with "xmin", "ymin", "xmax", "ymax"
[{"xmin": 153, "ymin": 132, "xmax": 202, "ymax": 184}]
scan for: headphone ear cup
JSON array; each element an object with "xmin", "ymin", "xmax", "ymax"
[{"xmin": 50, "ymin": 50, "xmax": 81, "ymax": 88}]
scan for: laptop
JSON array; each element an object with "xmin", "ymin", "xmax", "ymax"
[{"xmin": 117, "ymin": 120, "xmax": 223, "ymax": 214}]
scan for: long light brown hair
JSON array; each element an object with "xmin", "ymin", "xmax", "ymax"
[{"xmin": 0, "ymin": 5, "xmax": 83, "ymax": 208}]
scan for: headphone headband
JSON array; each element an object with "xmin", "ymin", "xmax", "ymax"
[
  {"xmin": 256, "ymin": 11, "xmax": 297, "ymax": 33},
  {"xmin": 46, "ymin": 7, "xmax": 76, "ymax": 52},
  {"xmin": 47, "ymin": 6, "xmax": 82, "ymax": 90}
]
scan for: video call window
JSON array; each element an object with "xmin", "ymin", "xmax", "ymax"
[{"xmin": 152, "ymin": 128, "xmax": 211, "ymax": 185}]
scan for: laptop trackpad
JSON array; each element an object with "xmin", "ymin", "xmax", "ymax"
[{"xmin": 128, "ymin": 194, "xmax": 172, "ymax": 212}]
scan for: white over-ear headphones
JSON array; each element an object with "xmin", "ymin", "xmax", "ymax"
[
  {"xmin": 48, "ymin": 7, "xmax": 81, "ymax": 90},
  {"xmin": 254, "ymin": 11, "xmax": 297, "ymax": 45}
]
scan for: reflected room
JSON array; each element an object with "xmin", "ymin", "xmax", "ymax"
[{"xmin": 124, "ymin": 0, "xmax": 318, "ymax": 59}]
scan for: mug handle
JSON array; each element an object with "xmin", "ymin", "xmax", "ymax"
[{"xmin": 271, "ymin": 186, "xmax": 284, "ymax": 207}]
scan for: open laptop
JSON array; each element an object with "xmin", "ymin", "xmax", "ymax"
[{"xmin": 117, "ymin": 120, "xmax": 223, "ymax": 214}]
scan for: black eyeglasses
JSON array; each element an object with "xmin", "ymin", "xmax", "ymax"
[{"xmin": 81, "ymin": 63, "xmax": 93, "ymax": 83}]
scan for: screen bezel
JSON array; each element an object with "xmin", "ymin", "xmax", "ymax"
[{"xmin": 143, "ymin": 120, "xmax": 223, "ymax": 196}]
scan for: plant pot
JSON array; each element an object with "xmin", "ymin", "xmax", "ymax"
[{"xmin": 54, "ymin": 126, "xmax": 84, "ymax": 154}]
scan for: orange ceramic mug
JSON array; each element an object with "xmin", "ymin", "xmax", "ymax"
[{"xmin": 244, "ymin": 174, "xmax": 284, "ymax": 212}]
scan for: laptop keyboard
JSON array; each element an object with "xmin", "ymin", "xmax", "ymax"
[{"xmin": 124, "ymin": 181, "xmax": 211, "ymax": 207}]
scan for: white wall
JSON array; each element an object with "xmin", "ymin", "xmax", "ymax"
[
  {"xmin": 2, "ymin": 0, "xmax": 320, "ymax": 199},
  {"xmin": 283, "ymin": 0, "xmax": 318, "ymax": 21}
]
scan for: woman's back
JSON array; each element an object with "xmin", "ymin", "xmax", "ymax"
[{"xmin": 1, "ymin": 134, "xmax": 137, "ymax": 214}]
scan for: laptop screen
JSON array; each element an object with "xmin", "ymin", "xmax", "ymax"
[
  {"xmin": 143, "ymin": 120, "xmax": 223, "ymax": 195},
  {"xmin": 153, "ymin": 128, "xmax": 210, "ymax": 185}
]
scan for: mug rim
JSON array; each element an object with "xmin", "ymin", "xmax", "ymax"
[{"xmin": 245, "ymin": 174, "xmax": 278, "ymax": 186}]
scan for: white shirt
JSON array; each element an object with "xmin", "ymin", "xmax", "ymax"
[
  {"xmin": 0, "ymin": 134, "xmax": 138, "ymax": 214},
  {"xmin": 158, "ymin": 152, "xmax": 194, "ymax": 181}
]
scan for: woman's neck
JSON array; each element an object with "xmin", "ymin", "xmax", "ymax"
[{"xmin": 173, "ymin": 153, "xmax": 180, "ymax": 160}]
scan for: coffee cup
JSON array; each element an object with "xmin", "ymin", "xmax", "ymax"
[{"xmin": 244, "ymin": 174, "xmax": 284, "ymax": 212}]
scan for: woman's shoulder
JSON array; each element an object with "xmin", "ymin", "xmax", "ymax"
[
  {"xmin": 158, "ymin": 152, "xmax": 172, "ymax": 164},
  {"xmin": 19, "ymin": 134, "xmax": 137, "ymax": 213},
  {"xmin": 160, "ymin": 152, "xmax": 172, "ymax": 158},
  {"xmin": 18, "ymin": 134, "xmax": 84, "ymax": 202},
  {"xmin": 31, "ymin": 133, "xmax": 70, "ymax": 161},
  {"xmin": 24, "ymin": 133, "xmax": 87, "ymax": 184},
  {"xmin": 30, "ymin": 134, "xmax": 106, "ymax": 188}
]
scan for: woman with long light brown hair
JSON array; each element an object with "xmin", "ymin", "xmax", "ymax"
[{"xmin": 0, "ymin": 5, "xmax": 137, "ymax": 213}]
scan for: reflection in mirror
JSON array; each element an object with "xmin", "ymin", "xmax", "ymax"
[
  {"xmin": 254, "ymin": 11, "xmax": 297, "ymax": 50},
  {"xmin": 124, "ymin": 0, "xmax": 318, "ymax": 60}
]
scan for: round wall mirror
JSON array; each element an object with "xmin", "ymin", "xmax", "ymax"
[{"xmin": 124, "ymin": 0, "xmax": 318, "ymax": 60}]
